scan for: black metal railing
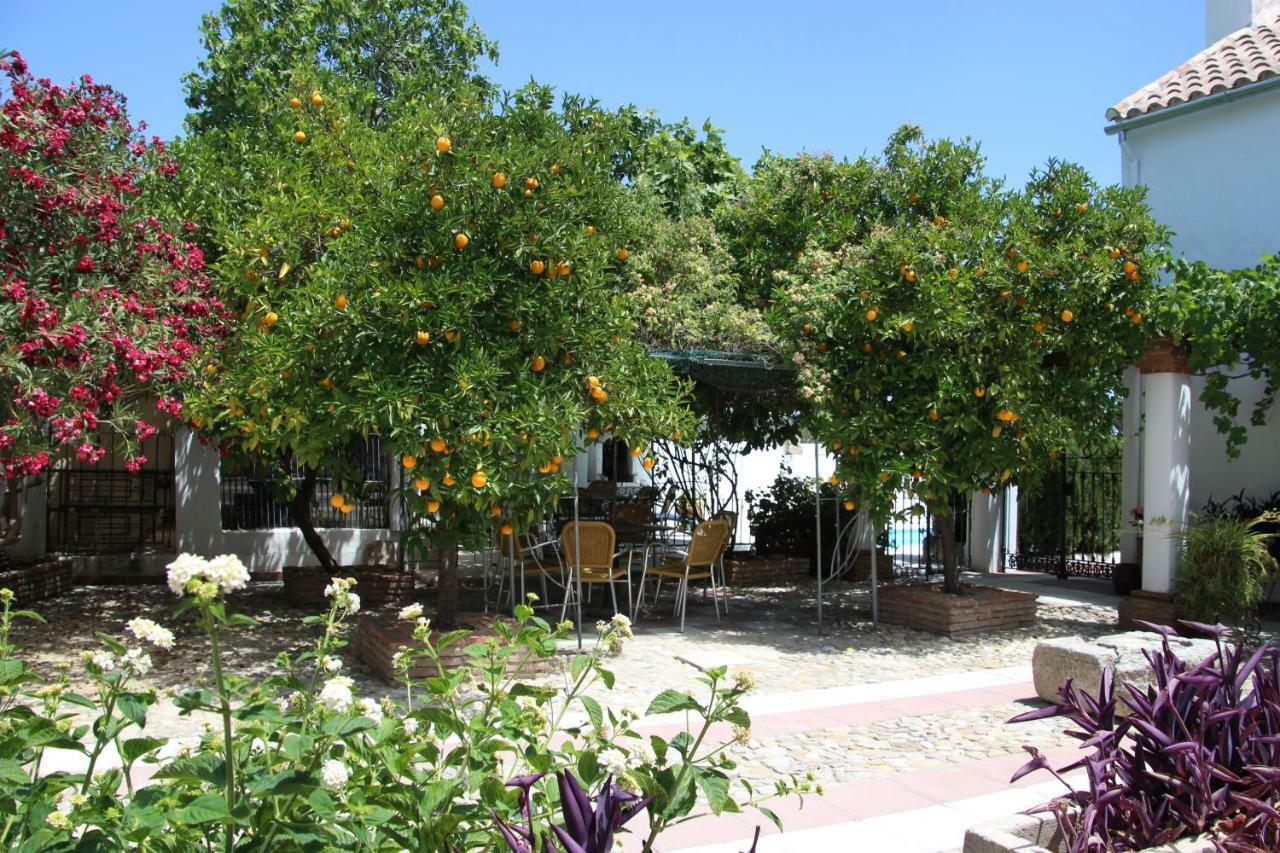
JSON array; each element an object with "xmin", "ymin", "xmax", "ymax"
[
  {"xmin": 46, "ymin": 433, "xmax": 175, "ymax": 554},
  {"xmin": 220, "ymin": 437, "xmax": 390, "ymax": 531},
  {"xmin": 889, "ymin": 491, "xmax": 970, "ymax": 577}
]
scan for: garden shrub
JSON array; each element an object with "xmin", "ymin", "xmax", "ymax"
[
  {"xmin": 1174, "ymin": 511, "xmax": 1277, "ymax": 632},
  {"xmin": 746, "ymin": 474, "xmax": 838, "ymax": 560},
  {"xmin": 1010, "ymin": 621, "xmax": 1280, "ymax": 852},
  {"xmin": 0, "ymin": 556, "xmax": 806, "ymax": 850}
]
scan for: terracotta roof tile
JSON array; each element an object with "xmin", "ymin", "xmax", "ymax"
[{"xmin": 1108, "ymin": 17, "xmax": 1280, "ymax": 121}]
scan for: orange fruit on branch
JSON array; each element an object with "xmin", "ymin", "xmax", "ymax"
[
  {"xmin": 330, "ymin": 493, "xmax": 345, "ymax": 508},
  {"xmin": 413, "ymin": 477, "xmax": 430, "ymax": 491},
  {"xmin": 470, "ymin": 471, "xmax": 488, "ymax": 489},
  {"xmin": 616, "ymin": 248, "xmax": 629, "ymax": 261},
  {"xmin": 402, "ymin": 454, "xmax": 418, "ymax": 469},
  {"xmin": 492, "ymin": 172, "xmax": 507, "ymax": 188},
  {"xmin": 427, "ymin": 500, "xmax": 441, "ymax": 513},
  {"xmin": 454, "ymin": 232, "xmax": 469, "ymax": 250},
  {"xmin": 293, "ymin": 130, "xmax": 306, "ymax": 143},
  {"xmin": 1060, "ymin": 310, "xmax": 1074, "ymax": 323},
  {"xmin": 334, "ymin": 294, "xmax": 348, "ymax": 310},
  {"xmin": 435, "ymin": 136, "xmax": 451, "ymax": 153},
  {"xmin": 530, "ymin": 260, "xmax": 545, "ymax": 275},
  {"xmin": 530, "ymin": 355, "xmax": 547, "ymax": 372},
  {"xmin": 415, "ymin": 330, "xmax": 430, "ymax": 345},
  {"xmin": 310, "ymin": 91, "xmax": 323, "ymax": 106},
  {"xmin": 430, "ymin": 194, "xmax": 445, "ymax": 211},
  {"xmin": 264, "ymin": 311, "xmax": 279, "ymax": 326},
  {"xmin": 974, "ymin": 387, "xmax": 985, "ymax": 398},
  {"xmin": 289, "ymin": 97, "xmax": 302, "ymax": 108}
]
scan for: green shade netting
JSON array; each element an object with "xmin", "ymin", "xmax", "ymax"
[{"xmin": 648, "ymin": 348, "xmax": 796, "ymax": 393}]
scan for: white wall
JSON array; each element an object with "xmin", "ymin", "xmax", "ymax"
[
  {"xmin": 1120, "ymin": 87, "xmax": 1280, "ymax": 514},
  {"xmin": 175, "ymin": 427, "xmax": 396, "ymax": 569}
]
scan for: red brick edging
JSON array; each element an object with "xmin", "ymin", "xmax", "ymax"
[{"xmin": 878, "ymin": 583, "xmax": 1038, "ymax": 637}]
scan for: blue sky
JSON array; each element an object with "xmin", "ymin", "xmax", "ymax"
[{"xmin": 2, "ymin": 1, "xmax": 1202, "ymax": 186}]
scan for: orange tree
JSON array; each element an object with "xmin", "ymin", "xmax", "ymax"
[
  {"xmin": 770, "ymin": 127, "xmax": 1167, "ymax": 594},
  {"xmin": 175, "ymin": 77, "xmax": 694, "ymax": 624}
]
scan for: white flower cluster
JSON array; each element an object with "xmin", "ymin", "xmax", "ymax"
[
  {"xmin": 122, "ymin": 647, "xmax": 153, "ymax": 676},
  {"xmin": 320, "ymin": 655, "xmax": 343, "ymax": 674},
  {"xmin": 320, "ymin": 759, "xmax": 349, "ymax": 788},
  {"xmin": 397, "ymin": 603, "xmax": 423, "ymax": 621},
  {"xmin": 165, "ymin": 553, "xmax": 250, "ymax": 597},
  {"xmin": 126, "ymin": 617, "xmax": 175, "ymax": 650},
  {"xmin": 323, "ymin": 577, "xmax": 360, "ymax": 613},
  {"xmin": 318, "ymin": 675, "xmax": 355, "ymax": 714},
  {"xmin": 356, "ymin": 698, "xmax": 382, "ymax": 724}
]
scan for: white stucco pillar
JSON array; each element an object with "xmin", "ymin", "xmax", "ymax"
[
  {"xmin": 1120, "ymin": 366, "xmax": 1143, "ymax": 564},
  {"xmin": 968, "ymin": 490, "xmax": 1001, "ymax": 572},
  {"xmin": 1139, "ymin": 366, "xmax": 1193, "ymax": 593},
  {"xmin": 174, "ymin": 425, "xmax": 223, "ymax": 556}
]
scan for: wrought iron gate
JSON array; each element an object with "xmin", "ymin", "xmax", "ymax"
[
  {"xmin": 888, "ymin": 491, "xmax": 970, "ymax": 577},
  {"xmin": 1008, "ymin": 452, "xmax": 1123, "ymax": 579}
]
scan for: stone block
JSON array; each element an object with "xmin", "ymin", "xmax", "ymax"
[
  {"xmin": 1032, "ymin": 631, "xmax": 1219, "ymax": 714},
  {"xmin": 964, "ymin": 812, "xmax": 1212, "ymax": 852}
]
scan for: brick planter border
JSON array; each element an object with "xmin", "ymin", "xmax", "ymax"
[
  {"xmin": 282, "ymin": 565, "xmax": 415, "ymax": 609},
  {"xmin": 355, "ymin": 613, "xmax": 552, "ymax": 684},
  {"xmin": 0, "ymin": 559, "xmax": 73, "ymax": 605},
  {"xmin": 878, "ymin": 583, "xmax": 1037, "ymax": 638},
  {"xmin": 725, "ymin": 555, "xmax": 809, "ymax": 586},
  {"xmin": 1118, "ymin": 590, "xmax": 1179, "ymax": 631}
]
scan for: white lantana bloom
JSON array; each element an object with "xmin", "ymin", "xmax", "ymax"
[
  {"xmin": 90, "ymin": 650, "xmax": 115, "ymax": 672},
  {"xmin": 402, "ymin": 717, "xmax": 419, "ymax": 736},
  {"xmin": 205, "ymin": 554, "xmax": 250, "ymax": 594},
  {"xmin": 126, "ymin": 618, "xmax": 175, "ymax": 650},
  {"xmin": 165, "ymin": 553, "xmax": 249, "ymax": 597},
  {"xmin": 356, "ymin": 697, "xmax": 383, "ymax": 724},
  {"xmin": 165, "ymin": 553, "xmax": 208, "ymax": 595},
  {"xmin": 398, "ymin": 603, "xmax": 423, "ymax": 621},
  {"xmin": 610, "ymin": 613, "xmax": 633, "ymax": 639},
  {"xmin": 599, "ymin": 747, "xmax": 630, "ymax": 779},
  {"xmin": 320, "ymin": 759, "xmax": 349, "ymax": 788},
  {"xmin": 320, "ymin": 655, "xmax": 343, "ymax": 674},
  {"xmin": 123, "ymin": 647, "xmax": 153, "ymax": 676},
  {"xmin": 318, "ymin": 676, "xmax": 355, "ymax": 714}
]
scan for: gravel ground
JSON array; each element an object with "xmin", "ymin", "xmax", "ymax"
[{"xmin": 6, "ymin": 575, "xmax": 1117, "ymax": 784}]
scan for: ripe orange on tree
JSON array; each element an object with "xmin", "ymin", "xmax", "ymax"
[
  {"xmin": 402, "ymin": 454, "xmax": 418, "ymax": 469},
  {"xmin": 335, "ymin": 294, "xmax": 348, "ymax": 310},
  {"xmin": 470, "ymin": 471, "xmax": 488, "ymax": 489},
  {"xmin": 310, "ymin": 91, "xmax": 324, "ymax": 106},
  {"xmin": 430, "ymin": 194, "xmax": 445, "ymax": 211},
  {"xmin": 430, "ymin": 437, "xmax": 447, "ymax": 453},
  {"xmin": 491, "ymin": 172, "xmax": 507, "ymax": 188},
  {"xmin": 293, "ymin": 130, "xmax": 306, "ymax": 143},
  {"xmin": 530, "ymin": 260, "xmax": 545, "ymax": 275},
  {"xmin": 435, "ymin": 136, "xmax": 451, "ymax": 153},
  {"xmin": 530, "ymin": 355, "xmax": 546, "ymax": 372},
  {"xmin": 415, "ymin": 330, "xmax": 430, "ymax": 345},
  {"xmin": 454, "ymin": 232, "xmax": 469, "ymax": 250}
]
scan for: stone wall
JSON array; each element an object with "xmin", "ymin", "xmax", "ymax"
[{"xmin": 724, "ymin": 555, "xmax": 809, "ymax": 586}]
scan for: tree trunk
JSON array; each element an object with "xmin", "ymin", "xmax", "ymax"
[
  {"xmin": 291, "ymin": 465, "xmax": 338, "ymax": 570},
  {"xmin": 933, "ymin": 505, "xmax": 961, "ymax": 595},
  {"xmin": 436, "ymin": 542, "xmax": 459, "ymax": 629},
  {"xmin": 1, "ymin": 477, "xmax": 29, "ymax": 547}
]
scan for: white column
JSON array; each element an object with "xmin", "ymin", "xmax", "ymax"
[
  {"xmin": 1139, "ymin": 371, "xmax": 1193, "ymax": 593},
  {"xmin": 1120, "ymin": 366, "xmax": 1143, "ymax": 564},
  {"xmin": 968, "ymin": 490, "xmax": 1000, "ymax": 572},
  {"xmin": 174, "ymin": 425, "xmax": 223, "ymax": 557}
]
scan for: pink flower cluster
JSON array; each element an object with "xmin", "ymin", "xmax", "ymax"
[{"xmin": 1, "ymin": 52, "xmax": 232, "ymax": 478}]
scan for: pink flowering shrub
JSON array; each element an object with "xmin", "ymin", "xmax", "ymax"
[{"xmin": 0, "ymin": 52, "xmax": 230, "ymax": 483}]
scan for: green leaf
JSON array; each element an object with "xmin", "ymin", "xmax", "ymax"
[
  {"xmin": 694, "ymin": 767, "xmax": 731, "ymax": 814},
  {"xmin": 580, "ymin": 696, "xmax": 603, "ymax": 731},
  {"xmin": 758, "ymin": 805, "xmax": 784, "ymax": 832},
  {"xmin": 175, "ymin": 793, "xmax": 230, "ymax": 824},
  {"xmin": 646, "ymin": 689, "xmax": 701, "ymax": 716},
  {"xmin": 120, "ymin": 737, "xmax": 165, "ymax": 763},
  {"xmin": 115, "ymin": 693, "xmax": 149, "ymax": 728}
]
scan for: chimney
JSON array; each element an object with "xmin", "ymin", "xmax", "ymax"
[{"xmin": 1206, "ymin": 0, "xmax": 1251, "ymax": 44}]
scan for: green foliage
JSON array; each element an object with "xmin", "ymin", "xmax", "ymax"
[
  {"xmin": 627, "ymin": 215, "xmax": 777, "ymax": 355},
  {"xmin": 769, "ymin": 126, "xmax": 1168, "ymax": 592},
  {"xmin": 183, "ymin": 0, "xmax": 497, "ymax": 131},
  {"xmin": 611, "ymin": 112, "xmax": 744, "ymax": 220},
  {"xmin": 1152, "ymin": 254, "xmax": 1280, "ymax": 457},
  {"xmin": 1174, "ymin": 512, "xmax": 1278, "ymax": 630},
  {"xmin": 174, "ymin": 73, "xmax": 695, "ymax": 604},
  {"xmin": 0, "ymin": 565, "xmax": 806, "ymax": 850},
  {"xmin": 745, "ymin": 474, "xmax": 835, "ymax": 559}
]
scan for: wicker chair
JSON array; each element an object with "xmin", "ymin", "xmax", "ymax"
[
  {"xmin": 709, "ymin": 509, "xmax": 737, "ymax": 612},
  {"xmin": 559, "ymin": 521, "xmax": 629, "ymax": 621},
  {"xmin": 640, "ymin": 519, "xmax": 730, "ymax": 632}
]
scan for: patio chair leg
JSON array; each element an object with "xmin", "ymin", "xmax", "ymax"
[
  {"xmin": 719, "ymin": 556, "xmax": 729, "ymax": 614},
  {"xmin": 540, "ymin": 571, "xmax": 548, "ymax": 604},
  {"xmin": 679, "ymin": 574, "xmax": 688, "ymax": 633},
  {"xmin": 710, "ymin": 570, "xmax": 721, "ymax": 623},
  {"xmin": 609, "ymin": 578, "xmax": 619, "ymax": 615},
  {"xmin": 560, "ymin": 581, "xmax": 572, "ymax": 624}
]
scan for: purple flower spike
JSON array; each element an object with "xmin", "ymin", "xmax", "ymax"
[{"xmin": 551, "ymin": 772, "xmax": 652, "ymax": 853}]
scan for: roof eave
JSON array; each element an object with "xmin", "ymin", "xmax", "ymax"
[{"xmin": 1105, "ymin": 75, "xmax": 1280, "ymax": 135}]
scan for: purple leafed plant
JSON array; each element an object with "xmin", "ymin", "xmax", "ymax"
[
  {"xmin": 1009, "ymin": 620, "xmax": 1280, "ymax": 852},
  {"xmin": 495, "ymin": 771, "xmax": 651, "ymax": 853}
]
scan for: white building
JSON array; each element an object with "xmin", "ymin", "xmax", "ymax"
[{"xmin": 1112, "ymin": 0, "xmax": 1280, "ymax": 595}]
